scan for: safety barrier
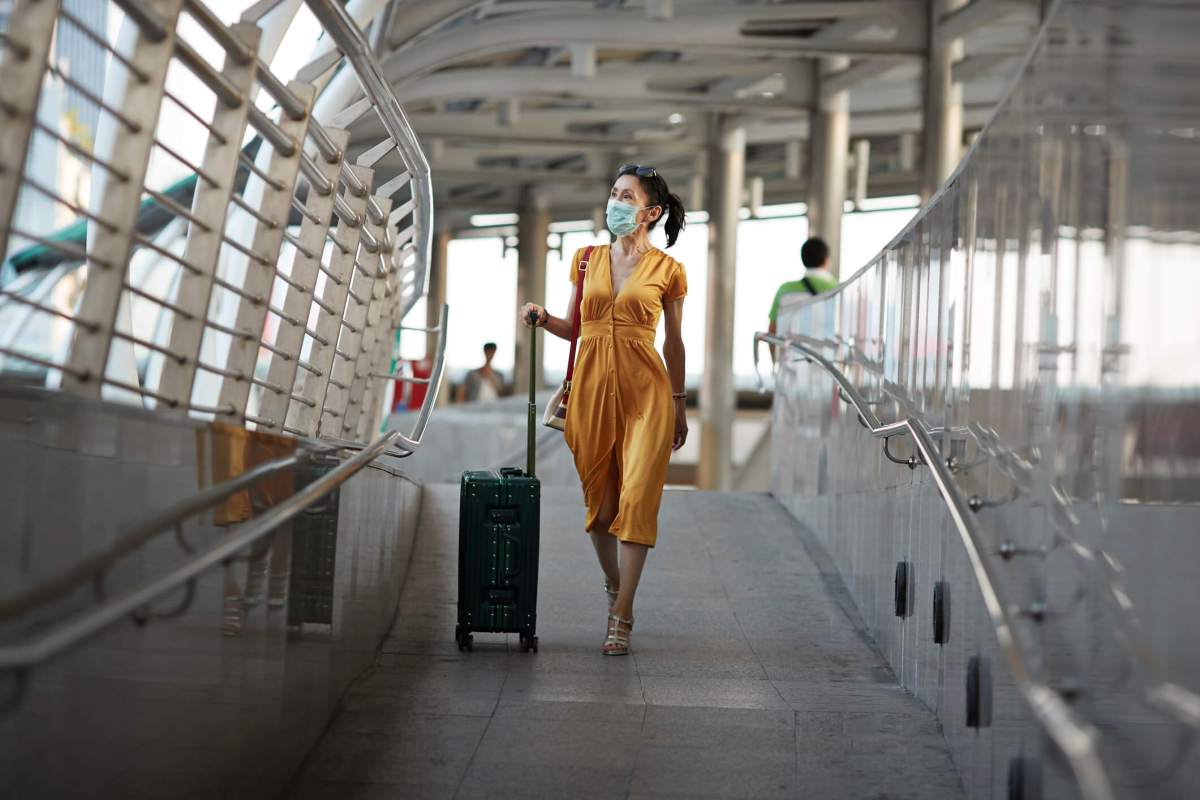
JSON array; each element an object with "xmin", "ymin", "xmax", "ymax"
[
  {"xmin": 0, "ymin": 0, "xmax": 435, "ymax": 442},
  {"xmin": 758, "ymin": 0, "xmax": 1200, "ymax": 797}
]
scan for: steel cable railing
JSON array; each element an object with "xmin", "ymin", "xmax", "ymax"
[
  {"xmin": 0, "ymin": 0, "xmax": 446, "ymax": 722},
  {"xmin": 0, "ymin": 0, "xmax": 432, "ymax": 442}
]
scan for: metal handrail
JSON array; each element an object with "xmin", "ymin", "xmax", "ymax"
[
  {"xmin": 760, "ymin": 332, "xmax": 1200, "ymax": 736},
  {"xmin": 0, "ymin": 429, "xmax": 406, "ymax": 674},
  {"xmin": 753, "ymin": 331, "xmax": 1115, "ymax": 800},
  {"xmin": 0, "ymin": 309, "xmax": 447, "ymax": 670},
  {"xmin": 0, "ymin": 451, "xmax": 304, "ymax": 623}
]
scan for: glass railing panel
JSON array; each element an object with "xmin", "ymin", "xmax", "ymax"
[{"xmin": 768, "ymin": 0, "xmax": 1200, "ymax": 796}]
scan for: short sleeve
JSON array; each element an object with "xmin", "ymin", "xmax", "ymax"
[
  {"xmin": 665, "ymin": 259, "xmax": 688, "ymax": 303},
  {"xmin": 768, "ymin": 286, "xmax": 782, "ymax": 323},
  {"xmin": 567, "ymin": 247, "xmax": 583, "ymax": 284}
]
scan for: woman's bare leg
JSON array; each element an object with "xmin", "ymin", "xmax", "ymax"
[
  {"xmin": 588, "ymin": 452, "xmax": 621, "ymax": 590},
  {"xmin": 611, "ymin": 541, "xmax": 648, "ymax": 621}
]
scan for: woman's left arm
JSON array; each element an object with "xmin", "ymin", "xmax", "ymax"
[{"xmin": 662, "ymin": 297, "xmax": 688, "ymax": 450}]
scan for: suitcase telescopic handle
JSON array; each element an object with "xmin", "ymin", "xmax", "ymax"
[{"xmin": 526, "ymin": 309, "xmax": 538, "ymax": 477}]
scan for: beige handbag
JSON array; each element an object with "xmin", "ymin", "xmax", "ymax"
[{"xmin": 543, "ymin": 245, "xmax": 594, "ymax": 430}]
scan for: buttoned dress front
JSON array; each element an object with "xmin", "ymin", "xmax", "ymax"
[{"xmin": 563, "ymin": 244, "xmax": 687, "ymax": 547}]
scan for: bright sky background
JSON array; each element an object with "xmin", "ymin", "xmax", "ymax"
[{"xmin": 403, "ymin": 201, "xmax": 920, "ymax": 389}]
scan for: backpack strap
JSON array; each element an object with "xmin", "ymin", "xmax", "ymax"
[{"xmin": 801, "ymin": 277, "xmax": 818, "ymax": 296}]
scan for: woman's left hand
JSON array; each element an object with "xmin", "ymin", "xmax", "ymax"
[{"xmin": 672, "ymin": 402, "xmax": 688, "ymax": 450}]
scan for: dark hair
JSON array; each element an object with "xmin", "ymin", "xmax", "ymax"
[
  {"xmin": 616, "ymin": 165, "xmax": 687, "ymax": 248},
  {"xmin": 483, "ymin": 342, "xmax": 497, "ymax": 352},
  {"xmin": 801, "ymin": 237, "xmax": 829, "ymax": 269}
]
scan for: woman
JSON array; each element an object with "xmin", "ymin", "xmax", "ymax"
[{"xmin": 520, "ymin": 164, "xmax": 688, "ymax": 655}]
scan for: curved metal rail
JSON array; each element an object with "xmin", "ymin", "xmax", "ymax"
[
  {"xmin": 0, "ymin": 300, "xmax": 448, "ymax": 674},
  {"xmin": 0, "ymin": 427, "xmax": 406, "ymax": 675},
  {"xmin": 754, "ymin": 331, "xmax": 1114, "ymax": 800},
  {"xmin": 304, "ymin": 0, "xmax": 434, "ymax": 323},
  {"xmin": 0, "ymin": 0, "xmax": 433, "ymax": 438}
]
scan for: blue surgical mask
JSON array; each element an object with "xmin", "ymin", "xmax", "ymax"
[{"xmin": 606, "ymin": 198, "xmax": 643, "ymax": 237}]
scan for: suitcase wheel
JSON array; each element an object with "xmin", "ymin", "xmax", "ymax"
[
  {"xmin": 519, "ymin": 634, "xmax": 538, "ymax": 654},
  {"xmin": 455, "ymin": 625, "xmax": 474, "ymax": 652}
]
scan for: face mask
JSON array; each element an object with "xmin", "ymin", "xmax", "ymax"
[{"xmin": 606, "ymin": 198, "xmax": 644, "ymax": 237}]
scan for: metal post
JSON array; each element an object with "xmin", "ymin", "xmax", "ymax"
[
  {"xmin": 63, "ymin": 0, "xmax": 184, "ymax": 394},
  {"xmin": 214, "ymin": 82, "xmax": 313, "ymax": 422},
  {"xmin": 285, "ymin": 174, "xmax": 369, "ymax": 437},
  {"xmin": 806, "ymin": 56, "xmax": 849, "ymax": 278},
  {"xmin": 157, "ymin": 23, "xmax": 260, "ymax": 408},
  {"xmin": 0, "ymin": 0, "xmax": 61, "ymax": 264},
  {"xmin": 698, "ymin": 114, "xmax": 744, "ymax": 492},
  {"xmin": 356, "ymin": 272, "xmax": 400, "ymax": 440},
  {"xmin": 527, "ymin": 301, "xmax": 536, "ymax": 477},
  {"xmin": 327, "ymin": 187, "xmax": 388, "ymax": 437},
  {"xmin": 922, "ymin": 0, "xmax": 965, "ymax": 201},
  {"xmin": 254, "ymin": 127, "xmax": 349, "ymax": 431},
  {"xmin": 514, "ymin": 190, "xmax": 548, "ymax": 393}
]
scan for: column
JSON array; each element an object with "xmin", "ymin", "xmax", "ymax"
[
  {"xmin": 922, "ymin": 0, "xmax": 965, "ymax": 201},
  {"xmin": 698, "ymin": 115, "xmax": 745, "ymax": 491},
  {"xmin": 426, "ymin": 228, "xmax": 450, "ymax": 358},
  {"xmin": 514, "ymin": 191, "xmax": 549, "ymax": 394},
  {"xmin": 852, "ymin": 139, "xmax": 871, "ymax": 210},
  {"xmin": 427, "ymin": 228, "xmax": 451, "ymax": 408},
  {"xmin": 806, "ymin": 56, "xmax": 849, "ymax": 279}
]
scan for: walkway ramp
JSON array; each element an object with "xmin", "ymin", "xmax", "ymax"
[{"xmin": 292, "ymin": 485, "xmax": 963, "ymax": 799}]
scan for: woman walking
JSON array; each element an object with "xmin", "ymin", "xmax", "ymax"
[{"xmin": 520, "ymin": 164, "xmax": 688, "ymax": 655}]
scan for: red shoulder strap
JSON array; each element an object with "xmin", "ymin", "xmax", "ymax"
[{"xmin": 563, "ymin": 246, "xmax": 593, "ymax": 395}]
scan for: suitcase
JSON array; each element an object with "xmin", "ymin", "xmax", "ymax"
[{"xmin": 455, "ymin": 310, "xmax": 542, "ymax": 653}]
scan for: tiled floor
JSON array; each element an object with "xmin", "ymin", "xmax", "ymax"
[{"xmin": 290, "ymin": 485, "xmax": 964, "ymax": 799}]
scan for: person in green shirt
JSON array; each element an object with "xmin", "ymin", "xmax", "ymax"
[{"xmin": 767, "ymin": 237, "xmax": 838, "ymax": 360}]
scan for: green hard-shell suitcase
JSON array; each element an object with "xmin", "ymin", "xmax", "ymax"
[{"xmin": 455, "ymin": 310, "xmax": 543, "ymax": 653}]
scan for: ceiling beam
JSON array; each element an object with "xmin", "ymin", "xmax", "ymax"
[
  {"xmin": 821, "ymin": 58, "xmax": 909, "ymax": 96},
  {"xmin": 380, "ymin": 2, "xmax": 927, "ymax": 82},
  {"xmin": 951, "ymin": 53, "xmax": 1019, "ymax": 82},
  {"xmin": 390, "ymin": 63, "xmax": 813, "ymax": 108},
  {"xmin": 935, "ymin": 0, "xmax": 1031, "ymax": 47}
]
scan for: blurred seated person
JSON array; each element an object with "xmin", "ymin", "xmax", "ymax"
[
  {"xmin": 767, "ymin": 237, "xmax": 838, "ymax": 361},
  {"xmin": 455, "ymin": 341, "xmax": 506, "ymax": 403}
]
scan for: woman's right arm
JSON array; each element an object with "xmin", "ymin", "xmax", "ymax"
[{"xmin": 518, "ymin": 282, "xmax": 576, "ymax": 341}]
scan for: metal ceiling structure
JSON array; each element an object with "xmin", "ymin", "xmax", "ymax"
[{"xmin": 341, "ymin": 0, "xmax": 1042, "ymax": 228}]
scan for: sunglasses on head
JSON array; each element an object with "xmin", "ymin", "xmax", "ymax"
[{"xmin": 618, "ymin": 164, "xmax": 658, "ymax": 178}]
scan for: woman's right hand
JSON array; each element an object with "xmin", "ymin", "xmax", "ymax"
[{"xmin": 519, "ymin": 302, "xmax": 546, "ymax": 328}]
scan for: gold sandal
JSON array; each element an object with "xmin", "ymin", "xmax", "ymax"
[{"xmin": 603, "ymin": 613, "xmax": 633, "ymax": 656}]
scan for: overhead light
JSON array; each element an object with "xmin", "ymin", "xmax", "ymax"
[
  {"xmin": 668, "ymin": 112, "xmax": 685, "ymax": 125},
  {"xmin": 469, "ymin": 212, "xmax": 519, "ymax": 227}
]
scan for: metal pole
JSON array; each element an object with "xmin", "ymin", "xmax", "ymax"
[
  {"xmin": 157, "ymin": 23, "xmax": 261, "ymax": 409},
  {"xmin": 527, "ymin": 307, "xmax": 537, "ymax": 478}
]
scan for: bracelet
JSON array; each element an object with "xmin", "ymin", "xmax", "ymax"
[{"xmin": 671, "ymin": 391, "xmax": 687, "ymax": 400}]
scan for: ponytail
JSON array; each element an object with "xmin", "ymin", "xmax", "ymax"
[{"xmin": 661, "ymin": 191, "xmax": 686, "ymax": 248}]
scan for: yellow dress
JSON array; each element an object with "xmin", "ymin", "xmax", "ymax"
[{"xmin": 563, "ymin": 244, "xmax": 687, "ymax": 547}]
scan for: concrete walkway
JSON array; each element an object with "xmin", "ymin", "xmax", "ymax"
[{"xmin": 291, "ymin": 485, "xmax": 964, "ymax": 799}]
